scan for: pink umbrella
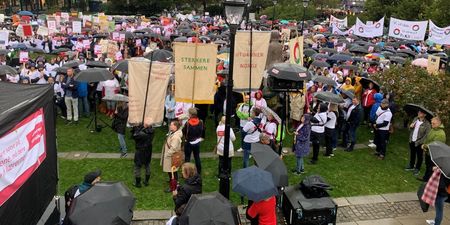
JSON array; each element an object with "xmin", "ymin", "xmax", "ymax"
[{"xmin": 412, "ymin": 58, "xmax": 428, "ymax": 68}]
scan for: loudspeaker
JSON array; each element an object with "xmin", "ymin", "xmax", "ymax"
[{"xmin": 267, "ymin": 76, "xmax": 304, "ymax": 92}]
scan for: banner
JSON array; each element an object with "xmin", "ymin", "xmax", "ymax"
[
  {"xmin": 232, "ymin": 31, "xmax": 271, "ymax": 91},
  {"xmin": 330, "ymin": 15, "xmax": 348, "ymax": 29},
  {"xmin": 174, "ymin": 42, "xmax": 217, "ymax": 103},
  {"xmin": 388, "ymin": 17, "xmax": 428, "ymax": 41},
  {"xmin": 355, "ymin": 17, "xmax": 384, "ymax": 38},
  {"xmin": 289, "ymin": 36, "xmax": 304, "ymax": 65},
  {"xmin": 128, "ymin": 59, "xmax": 172, "ymax": 125},
  {"xmin": 72, "ymin": 21, "xmax": 82, "ymax": 33},
  {"xmin": 331, "ymin": 24, "xmax": 355, "ymax": 36},
  {"xmin": 0, "ymin": 108, "xmax": 47, "ymax": 207},
  {"xmin": 427, "ymin": 55, "xmax": 440, "ymax": 74},
  {"xmin": 22, "ymin": 24, "xmax": 32, "ymax": 37},
  {"xmin": 428, "ymin": 20, "xmax": 450, "ymax": 45}
]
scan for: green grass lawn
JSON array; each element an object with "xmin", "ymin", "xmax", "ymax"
[{"xmin": 58, "ymin": 121, "xmax": 422, "ymax": 210}]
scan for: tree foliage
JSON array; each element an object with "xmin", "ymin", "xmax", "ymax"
[{"xmin": 371, "ymin": 65, "xmax": 450, "ymax": 131}]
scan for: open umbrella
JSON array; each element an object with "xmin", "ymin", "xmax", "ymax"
[
  {"xmin": 11, "ymin": 43, "xmax": 28, "ymax": 50},
  {"xmin": 403, "ymin": 103, "xmax": 434, "ymax": 121},
  {"xmin": 267, "ymin": 63, "xmax": 311, "ymax": 81},
  {"xmin": 74, "ymin": 68, "xmax": 114, "ymax": 82},
  {"xmin": 63, "ymin": 60, "xmax": 82, "ymax": 68},
  {"xmin": 340, "ymin": 89, "xmax": 355, "ymax": 99},
  {"xmin": 144, "ymin": 49, "xmax": 173, "ymax": 62},
  {"xmin": 0, "ymin": 65, "xmax": 18, "ymax": 75},
  {"xmin": 429, "ymin": 141, "xmax": 450, "ymax": 178},
  {"xmin": 102, "ymin": 94, "xmax": 129, "ymax": 102},
  {"xmin": 397, "ymin": 49, "xmax": 416, "ymax": 57},
  {"xmin": 359, "ymin": 77, "xmax": 380, "ymax": 91},
  {"xmin": 411, "ymin": 58, "xmax": 428, "ymax": 68},
  {"xmin": 389, "ymin": 56, "xmax": 406, "ymax": 64},
  {"xmin": 17, "ymin": 11, "xmax": 34, "ymax": 16},
  {"xmin": 313, "ymin": 75, "xmax": 337, "ymax": 86},
  {"xmin": 320, "ymin": 48, "xmax": 337, "ymax": 54},
  {"xmin": 53, "ymin": 67, "xmax": 70, "ymax": 74},
  {"xmin": 312, "ymin": 53, "xmax": 329, "ymax": 60},
  {"xmin": 86, "ymin": 60, "xmax": 110, "ymax": 68},
  {"xmin": 178, "ymin": 192, "xmax": 240, "ymax": 225},
  {"xmin": 314, "ymin": 91, "xmax": 344, "ymax": 104},
  {"xmin": 349, "ymin": 46, "xmax": 369, "ymax": 54},
  {"xmin": 304, "ymin": 49, "xmax": 317, "ymax": 57},
  {"xmin": 174, "ymin": 36, "xmax": 188, "ymax": 42},
  {"xmin": 111, "ymin": 60, "xmax": 128, "ymax": 73},
  {"xmin": 260, "ymin": 106, "xmax": 281, "ymax": 124},
  {"xmin": 339, "ymin": 64, "xmax": 358, "ymax": 71},
  {"xmin": 214, "ymin": 39, "xmax": 228, "ymax": 45},
  {"xmin": 311, "ymin": 60, "xmax": 330, "ymax": 68},
  {"xmin": 67, "ymin": 182, "xmax": 135, "ymax": 225},
  {"xmin": 251, "ymin": 143, "xmax": 288, "ymax": 187},
  {"xmin": 232, "ymin": 166, "xmax": 278, "ymax": 202},
  {"xmin": 329, "ymin": 54, "xmax": 353, "ymax": 62}
]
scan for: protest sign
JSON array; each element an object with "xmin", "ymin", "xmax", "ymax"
[
  {"xmin": 19, "ymin": 51, "xmax": 29, "ymax": 63},
  {"xmin": 428, "ymin": 20, "xmax": 450, "ymax": 45},
  {"xmin": 388, "ymin": 17, "xmax": 428, "ymax": 41}
]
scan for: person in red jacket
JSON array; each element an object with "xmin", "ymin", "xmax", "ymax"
[
  {"xmin": 361, "ymin": 82, "xmax": 377, "ymax": 124},
  {"xmin": 247, "ymin": 196, "xmax": 277, "ymax": 225}
]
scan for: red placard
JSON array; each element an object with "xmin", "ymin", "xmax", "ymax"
[{"xmin": 22, "ymin": 24, "xmax": 32, "ymax": 37}]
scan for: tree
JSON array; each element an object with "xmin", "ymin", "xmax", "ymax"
[{"xmin": 425, "ymin": 0, "xmax": 450, "ymax": 27}]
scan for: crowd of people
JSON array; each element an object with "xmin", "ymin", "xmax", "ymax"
[{"xmin": 0, "ymin": 10, "xmax": 449, "ymax": 225}]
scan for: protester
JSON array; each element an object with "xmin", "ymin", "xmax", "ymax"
[
  {"xmin": 424, "ymin": 167, "xmax": 450, "ymax": 225},
  {"xmin": 252, "ymin": 90, "xmax": 267, "ymax": 109},
  {"xmin": 172, "ymin": 162, "xmax": 202, "ymax": 212},
  {"xmin": 112, "ymin": 101, "xmax": 129, "ymax": 158},
  {"xmin": 63, "ymin": 169, "xmax": 102, "ymax": 214},
  {"xmin": 293, "ymin": 114, "xmax": 311, "ymax": 174},
  {"xmin": 182, "ymin": 108, "xmax": 205, "ymax": 174},
  {"xmin": 236, "ymin": 95, "xmax": 252, "ymax": 152},
  {"xmin": 343, "ymin": 97, "xmax": 361, "ymax": 152},
  {"xmin": 247, "ymin": 196, "xmax": 277, "ymax": 225},
  {"xmin": 373, "ymin": 99, "xmax": 393, "ymax": 159},
  {"xmin": 164, "ymin": 89, "xmax": 176, "ymax": 125},
  {"xmin": 131, "ymin": 123, "xmax": 154, "ymax": 187},
  {"xmin": 61, "ymin": 68, "xmax": 79, "ymax": 124},
  {"xmin": 362, "ymin": 82, "xmax": 377, "ymax": 123},
  {"xmin": 421, "ymin": 116, "xmax": 446, "ymax": 182},
  {"xmin": 405, "ymin": 110, "xmax": 431, "ymax": 176},
  {"xmin": 162, "ymin": 120, "xmax": 183, "ymax": 193},
  {"xmin": 216, "ymin": 116, "xmax": 235, "ymax": 175},
  {"xmin": 324, "ymin": 103, "xmax": 338, "ymax": 156},
  {"xmin": 310, "ymin": 103, "xmax": 328, "ymax": 164},
  {"xmin": 242, "ymin": 108, "xmax": 262, "ymax": 168},
  {"xmin": 289, "ymin": 91, "xmax": 306, "ymax": 129}
]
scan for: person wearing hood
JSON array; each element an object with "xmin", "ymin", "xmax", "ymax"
[
  {"xmin": 293, "ymin": 114, "xmax": 311, "ymax": 174},
  {"xmin": 405, "ymin": 110, "xmax": 431, "ymax": 176},
  {"xmin": 369, "ymin": 93, "xmax": 384, "ymax": 124},
  {"xmin": 340, "ymin": 77, "xmax": 354, "ymax": 92},
  {"xmin": 362, "ymin": 81, "xmax": 377, "ymax": 124},
  {"xmin": 242, "ymin": 108, "xmax": 262, "ymax": 168},
  {"xmin": 182, "ymin": 108, "xmax": 205, "ymax": 174},
  {"xmin": 373, "ymin": 100, "xmax": 393, "ymax": 160},
  {"xmin": 172, "ymin": 162, "xmax": 202, "ymax": 212},
  {"xmin": 421, "ymin": 116, "xmax": 446, "ymax": 182}
]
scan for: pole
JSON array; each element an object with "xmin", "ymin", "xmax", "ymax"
[
  {"xmin": 271, "ymin": 5, "xmax": 276, "ymax": 29},
  {"xmin": 248, "ymin": 22, "xmax": 252, "ymax": 116},
  {"xmin": 219, "ymin": 24, "xmax": 237, "ymax": 199},
  {"xmin": 278, "ymin": 91, "xmax": 286, "ymax": 155},
  {"xmin": 301, "ymin": 6, "xmax": 306, "ymax": 35}
]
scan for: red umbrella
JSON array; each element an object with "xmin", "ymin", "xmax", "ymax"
[{"xmin": 170, "ymin": 166, "xmax": 178, "ymax": 191}]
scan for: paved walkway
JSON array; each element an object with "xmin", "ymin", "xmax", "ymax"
[
  {"xmin": 130, "ymin": 192, "xmax": 450, "ymax": 225},
  {"xmin": 58, "ymin": 144, "xmax": 368, "ymax": 159}
]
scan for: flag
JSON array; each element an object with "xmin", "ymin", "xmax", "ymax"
[
  {"xmin": 289, "ymin": 36, "xmax": 304, "ymax": 66},
  {"xmin": 128, "ymin": 58, "xmax": 172, "ymax": 125},
  {"xmin": 174, "ymin": 42, "xmax": 217, "ymax": 104}
]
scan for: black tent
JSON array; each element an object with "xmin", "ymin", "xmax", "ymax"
[{"xmin": 0, "ymin": 82, "xmax": 58, "ymax": 224}]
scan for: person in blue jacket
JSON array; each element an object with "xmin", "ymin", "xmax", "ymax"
[
  {"xmin": 369, "ymin": 93, "xmax": 383, "ymax": 125},
  {"xmin": 77, "ymin": 81, "xmax": 90, "ymax": 118}
]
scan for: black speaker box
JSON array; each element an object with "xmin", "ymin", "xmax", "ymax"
[{"xmin": 282, "ymin": 185, "xmax": 337, "ymax": 225}]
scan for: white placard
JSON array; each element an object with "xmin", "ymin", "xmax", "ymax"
[
  {"xmin": 0, "ymin": 31, "xmax": 9, "ymax": 46},
  {"xmin": 36, "ymin": 26, "xmax": 49, "ymax": 36},
  {"xmin": 72, "ymin": 21, "xmax": 82, "ymax": 33},
  {"xmin": 19, "ymin": 51, "xmax": 29, "ymax": 63}
]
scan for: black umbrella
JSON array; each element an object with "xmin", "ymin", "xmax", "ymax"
[
  {"xmin": 178, "ymin": 192, "xmax": 240, "ymax": 225},
  {"xmin": 11, "ymin": 43, "xmax": 28, "ymax": 50},
  {"xmin": 312, "ymin": 53, "xmax": 329, "ymax": 60},
  {"xmin": 93, "ymin": 33, "xmax": 109, "ymax": 38},
  {"xmin": 314, "ymin": 91, "xmax": 344, "ymax": 104},
  {"xmin": 429, "ymin": 141, "xmax": 450, "ymax": 178},
  {"xmin": 232, "ymin": 166, "xmax": 278, "ymax": 202},
  {"xmin": 329, "ymin": 54, "xmax": 353, "ymax": 62},
  {"xmin": 313, "ymin": 75, "xmax": 337, "ymax": 86},
  {"xmin": 27, "ymin": 47, "xmax": 45, "ymax": 53},
  {"xmin": 349, "ymin": 46, "xmax": 369, "ymax": 54},
  {"xmin": 267, "ymin": 63, "xmax": 311, "ymax": 81},
  {"xmin": 63, "ymin": 60, "xmax": 82, "ymax": 68},
  {"xmin": 51, "ymin": 48, "xmax": 71, "ymax": 54},
  {"xmin": 53, "ymin": 67, "xmax": 70, "ymax": 74},
  {"xmin": 17, "ymin": 10, "xmax": 34, "ymax": 16},
  {"xmin": 144, "ymin": 49, "xmax": 173, "ymax": 62},
  {"xmin": 311, "ymin": 60, "xmax": 330, "ymax": 68},
  {"xmin": 74, "ymin": 68, "xmax": 114, "ymax": 82},
  {"xmin": 174, "ymin": 36, "xmax": 188, "ymax": 42},
  {"xmin": 121, "ymin": 32, "xmax": 135, "ymax": 39},
  {"xmin": 251, "ymin": 143, "xmax": 288, "ymax": 187},
  {"xmin": 214, "ymin": 39, "xmax": 228, "ymax": 45},
  {"xmin": 0, "ymin": 49, "xmax": 10, "ymax": 55},
  {"xmin": 339, "ymin": 64, "xmax": 358, "ymax": 70},
  {"xmin": 359, "ymin": 77, "xmax": 380, "ymax": 91},
  {"xmin": 403, "ymin": 103, "xmax": 434, "ymax": 121},
  {"xmin": 304, "ymin": 49, "xmax": 317, "ymax": 57},
  {"xmin": 397, "ymin": 49, "xmax": 416, "ymax": 57},
  {"xmin": 395, "ymin": 52, "xmax": 410, "ymax": 58},
  {"xmin": 389, "ymin": 56, "xmax": 406, "ymax": 64},
  {"xmin": 340, "ymin": 89, "xmax": 355, "ymax": 99},
  {"xmin": 111, "ymin": 60, "xmax": 128, "ymax": 73},
  {"xmin": 86, "ymin": 60, "xmax": 110, "ymax": 68},
  {"xmin": 67, "ymin": 182, "xmax": 135, "ymax": 225},
  {"xmin": 0, "ymin": 65, "xmax": 18, "ymax": 75},
  {"xmin": 320, "ymin": 48, "xmax": 337, "ymax": 54}
]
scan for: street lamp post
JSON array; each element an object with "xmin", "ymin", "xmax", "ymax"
[
  {"xmin": 301, "ymin": 0, "xmax": 309, "ymax": 35},
  {"xmin": 272, "ymin": 0, "xmax": 277, "ymax": 28},
  {"xmin": 220, "ymin": 0, "xmax": 246, "ymax": 200}
]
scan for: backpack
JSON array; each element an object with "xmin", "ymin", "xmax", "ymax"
[{"xmin": 64, "ymin": 184, "xmax": 79, "ymax": 213}]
